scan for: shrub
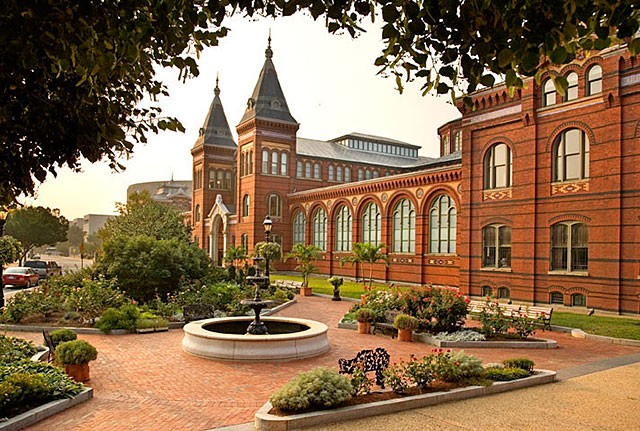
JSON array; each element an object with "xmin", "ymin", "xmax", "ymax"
[
  {"xmin": 354, "ymin": 308, "xmax": 375, "ymax": 323},
  {"xmin": 403, "ymin": 285, "xmax": 469, "ymax": 334},
  {"xmin": 433, "ymin": 330, "xmax": 486, "ymax": 342},
  {"xmin": 440, "ymin": 350, "xmax": 484, "ymax": 382},
  {"xmin": 479, "ymin": 299, "xmax": 511, "ymax": 337},
  {"xmin": 394, "ymin": 314, "xmax": 419, "ymax": 330},
  {"xmin": 405, "ymin": 354, "xmax": 435, "ymax": 388},
  {"xmin": 503, "ymin": 358, "xmax": 535, "ymax": 372},
  {"xmin": 358, "ymin": 289, "xmax": 404, "ymax": 319},
  {"xmin": 510, "ymin": 311, "xmax": 539, "ymax": 339},
  {"xmin": 0, "ymin": 335, "xmax": 37, "ymax": 362},
  {"xmin": 97, "ymin": 304, "xmax": 140, "ymax": 333},
  {"xmin": 483, "ymin": 367, "xmax": 531, "ymax": 381},
  {"xmin": 50, "ymin": 329, "xmax": 77, "ymax": 347},
  {"xmin": 350, "ymin": 363, "xmax": 373, "ymax": 396},
  {"xmin": 66, "ymin": 276, "xmax": 126, "ymax": 324},
  {"xmin": 0, "ymin": 372, "xmax": 53, "ymax": 414},
  {"xmin": 269, "ymin": 368, "xmax": 351, "ymax": 412},
  {"xmin": 1, "ymin": 290, "xmax": 40, "ymax": 323},
  {"xmin": 383, "ymin": 361, "xmax": 410, "ymax": 394},
  {"xmin": 55, "ymin": 340, "xmax": 98, "ymax": 365}
]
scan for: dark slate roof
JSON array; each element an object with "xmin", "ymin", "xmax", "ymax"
[
  {"xmin": 296, "ymin": 138, "xmax": 462, "ymax": 169},
  {"xmin": 199, "ymin": 79, "xmax": 236, "ymax": 148},
  {"xmin": 331, "ymin": 132, "xmax": 421, "ymax": 149},
  {"xmin": 239, "ymin": 40, "xmax": 297, "ymax": 125}
]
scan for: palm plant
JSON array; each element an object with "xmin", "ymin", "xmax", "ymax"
[
  {"xmin": 224, "ymin": 245, "xmax": 247, "ymax": 270},
  {"xmin": 341, "ymin": 242, "xmax": 389, "ymax": 290},
  {"xmin": 284, "ymin": 244, "xmax": 320, "ymax": 287}
]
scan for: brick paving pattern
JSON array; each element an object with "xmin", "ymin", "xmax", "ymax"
[{"xmin": 8, "ymin": 295, "xmax": 640, "ymax": 431}]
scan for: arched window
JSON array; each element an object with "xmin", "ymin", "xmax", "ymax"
[
  {"xmin": 248, "ymin": 150, "xmax": 253, "ymax": 174},
  {"xmin": 312, "ymin": 208, "xmax": 327, "ymax": 251},
  {"xmin": 551, "ymin": 222, "xmax": 588, "ymax": 272},
  {"xmin": 429, "ymin": 195, "xmax": 457, "ymax": 254},
  {"xmin": 553, "ymin": 129, "xmax": 589, "ymax": 182},
  {"xmin": 453, "ymin": 131, "xmax": 462, "ymax": 152},
  {"xmin": 271, "ymin": 151, "xmax": 279, "ymax": 175},
  {"xmin": 280, "ymin": 152, "xmax": 288, "ymax": 176},
  {"xmin": 337, "ymin": 166, "xmax": 343, "ymax": 182},
  {"xmin": 571, "ymin": 293, "xmax": 587, "ymax": 307},
  {"xmin": 293, "ymin": 211, "xmax": 306, "ymax": 245},
  {"xmin": 392, "ymin": 199, "xmax": 415, "ymax": 253},
  {"xmin": 297, "ymin": 161, "xmax": 303, "ymax": 178},
  {"xmin": 442, "ymin": 134, "xmax": 450, "ymax": 155},
  {"xmin": 566, "ymin": 72, "xmax": 578, "ymax": 101},
  {"xmin": 241, "ymin": 233, "xmax": 249, "ymax": 251},
  {"xmin": 484, "ymin": 143, "xmax": 512, "ymax": 189},
  {"xmin": 305, "ymin": 162, "xmax": 311, "ymax": 178},
  {"xmin": 267, "ymin": 194, "xmax": 281, "ymax": 218},
  {"xmin": 242, "ymin": 194, "xmax": 250, "ymax": 217},
  {"xmin": 358, "ymin": 169, "xmax": 364, "ymax": 181},
  {"xmin": 224, "ymin": 171, "xmax": 232, "ymax": 189},
  {"xmin": 587, "ymin": 65, "xmax": 602, "ymax": 96},
  {"xmin": 328, "ymin": 165, "xmax": 334, "ymax": 181},
  {"xmin": 362, "ymin": 202, "xmax": 381, "ymax": 246},
  {"xmin": 217, "ymin": 170, "xmax": 224, "ymax": 189},
  {"xmin": 194, "ymin": 204, "xmax": 201, "ymax": 223},
  {"xmin": 240, "ymin": 153, "xmax": 245, "ymax": 177},
  {"xmin": 262, "ymin": 150, "xmax": 269, "ymax": 173},
  {"xmin": 334, "ymin": 205, "xmax": 352, "ymax": 252},
  {"xmin": 550, "ymin": 292, "xmax": 564, "ymax": 304},
  {"xmin": 497, "ymin": 287, "xmax": 510, "ymax": 299},
  {"xmin": 365, "ymin": 170, "xmax": 372, "ymax": 180},
  {"xmin": 373, "ymin": 170, "xmax": 379, "ymax": 178},
  {"xmin": 481, "ymin": 286, "xmax": 492, "ymax": 297},
  {"xmin": 482, "ymin": 225, "xmax": 511, "ymax": 268},
  {"xmin": 543, "ymin": 79, "xmax": 556, "ymax": 106},
  {"xmin": 345, "ymin": 167, "xmax": 351, "ymax": 182},
  {"xmin": 313, "ymin": 163, "xmax": 321, "ymax": 179}
]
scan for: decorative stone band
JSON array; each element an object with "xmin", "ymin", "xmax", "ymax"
[
  {"xmin": 483, "ymin": 188, "xmax": 512, "ymax": 201},
  {"xmin": 551, "ymin": 180, "xmax": 589, "ymax": 195}
]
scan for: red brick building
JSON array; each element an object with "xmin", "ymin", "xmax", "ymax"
[{"xmin": 193, "ymin": 42, "xmax": 640, "ymax": 314}]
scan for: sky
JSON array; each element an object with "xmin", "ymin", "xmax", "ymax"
[{"xmin": 25, "ymin": 13, "xmax": 461, "ymax": 221}]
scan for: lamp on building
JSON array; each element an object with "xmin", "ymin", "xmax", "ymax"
[
  {"xmin": 0, "ymin": 209, "xmax": 7, "ymax": 308},
  {"xmin": 263, "ymin": 216, "xmax": 273, "ymax": 279}
]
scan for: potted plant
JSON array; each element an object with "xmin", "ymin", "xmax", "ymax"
[
  {"xmin": 49, "ymin": 328, "xmax": 77, "ymax": 347},
  {"xmin": 55, "ymin": 339, "xmax": 98, "ymax": 382},
  {"xmin": 328, "ymin": 276, "xmax": 343, "ymax": 301},
  {"xmin": 354, "ymin": 308, "xmax": 375, "ymax": 334},
  {"xmin": 393, "ymin": 314, "xmax": 419, "ymax": 342}
]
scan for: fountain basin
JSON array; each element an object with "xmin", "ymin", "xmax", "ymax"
[{"xmin": 182, "ymin": 317, "xmax": 330, "ymax": 361}]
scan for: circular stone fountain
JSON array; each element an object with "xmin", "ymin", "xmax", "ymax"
[{"xmin": 182, "ymin": 316, "xmax": 329, "ymax": 361}]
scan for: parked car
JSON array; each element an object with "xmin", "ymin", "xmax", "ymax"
[
  {"xmin": 2, "ymin": 267, "xmax": 40, "ymax": 288},
  {"xmin": 23, "ymin": 260, "xmax": 62, "ymax": 279}
]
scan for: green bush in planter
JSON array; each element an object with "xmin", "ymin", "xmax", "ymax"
[
  {"xmin": 269, "ymin": 367, "xmax": 351, "ymax": 412},
  {"xmin": 502, "ymin": 357, "xmax": 535, "ymax": 372},
  {"xmin": 55, "ymin": 340, "xmax": 98, "ymax": 365},
  {"xmin": 393, "ymin": 314, "xmax": 419, "ymax": 330},
  {"xmin": 354, "ymin": 307, "xmax": 375, "ymax": 323},
  {"xmin": 483, "ymin": 367, "xmax": 531, "ymax": 381},
  {"xmin": 50, "ymin": 329, "xmax": 77, "ymax": 347},
  {"xmin": 97, "ymin": 304, "xmax": 140, "ymax": 333},
  {"xmin": 0, "ymin": 372, "xmax": 53, "ymax": 414}
]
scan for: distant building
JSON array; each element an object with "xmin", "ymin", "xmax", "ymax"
[
  {"xmin": 127, "ymin": 180, "xmax": 192, "ymax": 212},
  {"xmin": 82, "ymin": 214, "xmax": 113, "ymax": 236}
]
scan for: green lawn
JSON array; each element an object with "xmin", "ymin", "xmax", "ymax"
[
  {"xmin": 551, "ymin": 311, "xmax": 640, "ymax": 340},
  {"xmin": 270, "ymin": 273, "xmax": 383, "ymax": 299}
]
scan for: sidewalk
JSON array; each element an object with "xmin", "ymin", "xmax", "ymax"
[{"xmin": 7, "ymin": 295, "xmax": 640, "ymax": 431}]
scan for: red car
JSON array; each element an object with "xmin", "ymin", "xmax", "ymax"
[{"xmin": 3, "ymin": 267, "xmax": 40, "ymax": 288}]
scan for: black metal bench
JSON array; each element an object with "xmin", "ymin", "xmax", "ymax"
[{"xmin": 338, "ymin": 347, "xmax": 390, "ymax": 388}]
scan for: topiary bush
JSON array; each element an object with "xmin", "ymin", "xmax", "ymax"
[
  {"xmin": 393, "ymin": 314, "xmax": 419, "ymax": 330},
  {"xmin": 502, "ymin": 358, "xmax": 535, "ymax": 372},
  {"xmin": 50, "ymin": 328, "xmax": 77, "ymax": 347},
  {"xmin": 483, "ymin": 367, "xmax": 531, "ymax": 381},
  {"xmin": 269, "ymin": 368, "xmax": 352, "ymax": 412},
  {"xmin": 55, "ymin": 340, "xmax": 98, "ymax": 365},
  {"xmin": 354, "ymin": 307, "xmax": 375, "ymax": 323}
]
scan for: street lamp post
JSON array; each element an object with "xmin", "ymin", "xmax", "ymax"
[
  {"xmin": 263, "ymin": 215, "xmax": 273, "ymax": 280},
  {"xmin": 0, "ymin": 210, "xmax": 7, "ymax": 308}
]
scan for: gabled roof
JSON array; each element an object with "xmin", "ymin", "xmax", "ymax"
[
  {"xmin": 199, "ymin": 77, "xmax": 236, "ymax": 148},
  {"xmin": 239, "ymin": 38, "xmax": 297, "ymax": 125}
]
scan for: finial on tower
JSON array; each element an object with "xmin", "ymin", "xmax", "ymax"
[
  {"xmin": 265, "ymin": 29, "xmax": 273, "ymax": 59},
  {"xmin": 214, "ymin": 72, "xmax": 220, "ymax": 96}
]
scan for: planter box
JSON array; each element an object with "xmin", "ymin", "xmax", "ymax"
[
  {"xmin": 255, "ymin": 370, "xmax": 556, "ymax": 431},
  {"xmin": 416, "ymin": 333, "xmax": 558, "ymax": 349},
  {"xmin": 136, "ymin": 328, "xmax": 155, "ymax": 334}
]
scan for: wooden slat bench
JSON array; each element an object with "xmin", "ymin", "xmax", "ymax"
[
  {"xmin": 468, "ymin": 300, "xmax": 553, "ymax": 330},
  {"xmin": 274, "ymin": 279, "xmax": 303, "ymax": 291}
]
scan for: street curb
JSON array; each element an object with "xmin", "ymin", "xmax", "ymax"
[
  {"xmin": 0, "ymin": 387, "xmax": 93, "ymax": 431},
  {"xmin": 254, "ymin": 370, "xmax": 556, "ymax": 431}
]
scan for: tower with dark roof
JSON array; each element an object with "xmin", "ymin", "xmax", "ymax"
[
  {"xmin": 234, "ymin": 36, "xmax": 300, "ymax": 252},
  {"xmin": 191, "ymin": 76, "xmax": 237, "ymax": 254}
]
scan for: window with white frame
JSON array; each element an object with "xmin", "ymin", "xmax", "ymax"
[
  {"xmin": 293, "ymin": 211, "xmax": 306, "ymax": 245},
  {"xmin": 334, "ymin": 205, "xmax": 352, "ymax": 252},
  {"xmin": 312, "ymin": 208, "xmax": 327, "ymax": 251},
  {"xmin": 267, "ymin": 194, "xmax": 282, "ymax": 218},
  {"xmin": 271, "ymin": 151, "xmax": 278, "ymax": 175},
  {"xmin": 262, "ymin": 150, "xmax": 269, "ymax": 173},
  {"xmin": 392, "ymin": 198, "xmax": 415, "ymax": 253},
  {"xmin": 566, "ymin": 72, "xmax": 578, "ymax": 101},
  {"xmin": 362, "ymin": 202, "xmax": 381, "ymax": 246},
  {"xmin": 550, "ymin": 222, "xmax": 588, "ymax": 272},
  {"xmin": 280, "ymin": 152, "xmax": 288, "ymax": 176},
  {"xmin": 484, "ymin": 143, "xmax": 512, "ymax": 189},
  {"xmin": 429, "ymin": 194, "xmax": 456, "ymax": 254},
  {"xmin": 553, "ymin": 129, "xmax": 589, "ymax": 182},
  {"xmin": 328, "ymin": 165, "xmax": 334, "ymax": 181},
  {"xmin": 242, "ymin": 194, "xmax": 250, "ymax": 217},
  {"xmin": 482, "ymin": 224, "xmax": 511, "ymax": 268},
  {"xmin": 313, "ymin": 163, "xmax": 320, "ymax": 179},
  {"xmin": 453, "ymin": 131, "xmax": 462, "ymax": 152},
  {"xmin": 586, "ymin": 65, "xmax": 602, "ymax": 96},
  {"xmin": 543, "ymin": 79, "xmax": 556, "ymax": 106}
]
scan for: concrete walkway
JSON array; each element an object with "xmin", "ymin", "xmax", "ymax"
[{"xmin": 8, "ymin": 295, "xmax": 640, "ymax": 431}]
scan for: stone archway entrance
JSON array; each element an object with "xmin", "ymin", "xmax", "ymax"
[{"xmin": 211, "ymin": 215, "xmax": 225, "ymax": 267}]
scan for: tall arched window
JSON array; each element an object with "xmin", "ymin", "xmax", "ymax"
[
  {"xmin": 267, "ymin": 194, "xmax": 281, "ymax": 218},
  {"xmin": 345, "ymin": 167, "xmax": 351, "ymax": 182},
  {"xmin": 312, "ymin": 208, "xmax": 327, "ymax": 251},
  {"xmin": 362, "ymin": 202, "xmax": 381, "ymax": 246},
  {"xmin": 543, "ymin": 79, "xmax": 556, "ymax": 106},
  {"xmin": 566, "ymin": 72, "xmax": 578, "ymax": 101},
  {"xmin": 553, "ymin": 129, "xmax": 589, "ymax": 182},
  {"xmin": 334, "ymin": 205, "xmax": 352, "ymax": 252},
  {"xmin": 194, "ymin": 204, "xmax": 201, "ymax": 223},
  {"xmin": 442, "ymin": 134, "xmax": 450, "ymax": 155},
  {"xmin": 297, "ymin": 161, "xmax": 303, "ymax": 178},
  {"xmin": 337, "ymin": 166, "xmax": 343, "ymax": 182},
  {"xmin": 313, "ymin": 163, "xmax": 321, "ymax": 179},
  {"xmin": 328, "ymin": 165, "xmax": 334, "ymax": 181},
  {"xmin": 482, "ymin": 224, "xmax": 511, "ymax": 268},
  {"xmin": 271, "ymin": 151, "xmax": 279, "ymax": 175},
  {"xmin": 240, "ymin": 153, "xmax": 245, "ymax": 177},
  {"xmin": 241, "ymin": 233, "xmax": 249, "ymax": 251},
  {"xmin": 392, "ymin": 199, "xmax": 415, "ymax": 253},
  {"xmin": 242, "ymin": 194, "xmax": 250, "ymax": 217},
  {"xmin": 293, "ymin": 211, "xmax": 306, "ymax": 245},
  {"xmin": 358, "ymin": 169, "xmax": 364, "ymax": 181},
  {"xmin": 305, "ymin": 162, "xmax": 311, "ymax": 178},
  {"xmin": 587, "ymin": 65, "xmax": 602, "ymax": 96},
  {"xmin": 262, "ymin": 150, "xmax": 269, "ymax": 173},
  {"xmin": 551, "ymin": 222, "xmax": 588, "ymax": 272},
  {"xmin": 453, "ymin": 131, "xmax": 462, "ymax": 152},
  {"xmin": 484, "ymin": 143, "xmax": 512, "ymax": 189},
  {"xmin": 280, "ymin": 152, "xmax": 288, "ymax": 176},
  {"xmin": 248, "ymin": 150, "xmax": 253, "ymax": 174},
  {"xmin": 365, "ymin": 170, "xmax": 372, "ymax": 180},
  {"xmin": 429, "ymin": 194, "xmax": 456, "ymax": 254}
]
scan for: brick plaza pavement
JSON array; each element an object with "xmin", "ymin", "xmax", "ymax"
[{"xmin": 9, "ymin": 295, "xmax": 640, "ymax": 431}]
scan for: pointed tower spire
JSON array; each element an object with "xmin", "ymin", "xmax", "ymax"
[
  {"xmin": 197, "ymin": 74, "xmax": 236, "ymax": 148},
  {"xmin": 239, "ymin": 34, "xmax": 297, "ymax": 125}
]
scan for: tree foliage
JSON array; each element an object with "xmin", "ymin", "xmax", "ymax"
[
  {"xmin": 4, "ymin": 207, "xmax": 68, "ymax": 263},
  {"xmin": 99, "ymin": 191, "xmax": 191, "ymax": 243},
  {"xmin": 66, "ymin": 224, "xmax": 84, "ymax": 248},
  {"xmin": 2, "ymin": 1, "xmax": 637, "ymax": 204},
  {"xmin": 0, "ymin": 236, "xmax": 21, "ymax": 266},
  {"xmin": 341, "ymin": 242, "xmax": 389, "ymax": 289},
  {"xmin": 285, "ymin": 244, "xmax": 321, "ymax": 287}
]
